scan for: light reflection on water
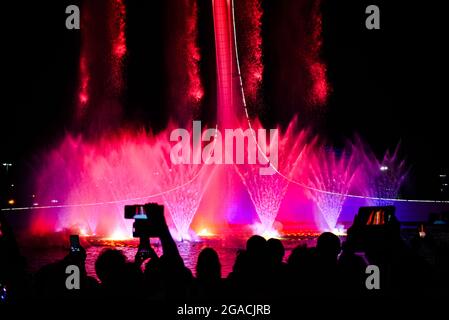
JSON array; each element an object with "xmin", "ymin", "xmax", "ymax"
[{"xmin": 23, "ymin": 236, "xmax": 323, "ymax": 279}]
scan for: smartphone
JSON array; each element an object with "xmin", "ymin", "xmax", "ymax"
[
  {"xmin": 124, "ymin": 204, "xmax": 148, "ymax": 219},
  {"xmin": 356, "ymin": 206, "xmax": 396, "ymax": 226},
  {"xmin": 70, "ymin": 234, "xmax": 81, "ymax": 253}
]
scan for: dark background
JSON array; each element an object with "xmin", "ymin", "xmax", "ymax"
[{"xmin": 0, "ymin": 0, "xmax": 447, "ymax": 205}]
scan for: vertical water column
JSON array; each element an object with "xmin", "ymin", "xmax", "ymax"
[
  {"xmin": 234, "ymin": 0, "xmax": 263, "ymax": 109},
  {"xmin": 212, "ymin": 0, "xmax": 237, "ymax": 127},
  {"xmin": 186, "ymin": 0, "xmax": 204, "ymax": 105},
  {"xmin": 110, "ymin": 0, "xmax": 127, "ymax": 93},
  {"xmin": 307, "ymin": 0, "xmax": 329, "ymax": 105},
  {"xmin": 75, "ymin": 0, "xmax": 127, "ymax": 131},
  {"xmin": 166, "ymin": 0, "xmax": 203, "ymax": 124},
  {"xmin": 207, "ymin": 0, "xmax": 251, "ymax": 230}
]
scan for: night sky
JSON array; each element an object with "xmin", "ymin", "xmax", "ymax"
[{"xmin": 0, "ymin": 0, "xmax": 447, "ymax": 203}]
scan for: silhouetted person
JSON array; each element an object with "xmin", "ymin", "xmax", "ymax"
[
  {"xmin": 0, "ymin": 214, "xmax": 29, "ymax": 302},
  {"xmin": 266, "ymin": 238, "xmax": 287, "ymax": 296},
  {"xmin": 197, "ymin": 247, "xmax": 221, "ymax": 281},
  {"xmin": 95, "ymin": 248, "xmax": 143, "ymax": 299},
  {"xmin": 34, "ymin": 240, "xmax": 98, "ymax": 300},
  {"xmin": 141, "ymin": 206, "xmax": 193, "ymax": 300},
  {"xmin": 267, "ymin": 238, "xmax": 285, "ymax": 266},
  {"xmin": 316, "ymin": 232, "xmax": 341, "ymax": 263},
  {"xmin": 287, "ymin": 244, "xmax": 316, "ymax": 295},
  {"xmin": 246, "ymin": 235, "xmax": 266, "ymax": 253},
  {"xmin": 313, "ymin": 232, "xmax": 341, "ymax": 295},
  {"xmin": 95, "ymin": 249, "xmax": 126, "ymax": 289},
  {"xmin": 228, "ymin": 235, "xmax": 268, "ymax": 299},
  {"xmin": 193, "ymin": 247, "xmax": 223, "ymax": 300},
  {"xmin": 337, "ymin": 241, "xmax": 367, "ymax": 297}
]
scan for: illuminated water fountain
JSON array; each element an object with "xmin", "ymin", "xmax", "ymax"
[
  {"xmin": 305, "ymin": 148, "xmax": 359, "ymax": 231},
  {"xmin": 154, "ymin": 138, "xmax": 216, "ymax": 240},
  {"xmin": 234, "ymin": 121, "xmax": 312, "ymax": 237},
  {"xmin": 361, "ymin": 145, "xmax": 409, "ymax": 206},
  {"xmin": 28, "ymin": 0, "xmax": 413, "ymax": 241}
]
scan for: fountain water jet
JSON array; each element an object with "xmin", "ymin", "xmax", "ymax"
[
  {"xmin": 32, "ymin": 131, "xmax": 161, "ymax": 237},
  {"xmin": 362, "ymin": 145, "xmax": 409, "ymax": 206},
  {"xmin": 154, "ymin": 138, "xmax": 216, "ymax": 240},
  {"xmin": 28, "ymin": 0, "xmax": 416, "ymax": 241},
  {"xmin": 305, "ymin": 148, "xmax": 359, "ymax": 231},
  {"xmin": 235, "ymin": 120, "xmax": 311, "ymax": 234}
]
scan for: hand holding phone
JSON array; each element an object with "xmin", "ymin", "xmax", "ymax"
[
  {"xmin": 125, "ymin": 203, "xmax": 167, "ymax": 238},
  {"xmin": 135, "ymin": 237, "xmax": 158, "ymax": 264},
  {"xmin": 69, "ymin": 234, "xmax": 81, "ymax": 253}
]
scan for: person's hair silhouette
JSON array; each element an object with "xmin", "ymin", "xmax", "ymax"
[
  {"xmin": 316, "ymin": 232, "xmax": 341, "ymax": 261},
  {"xmin": 95, "ymin": 249, "xmax": 126, "ymax": 287},
  {"xmin": 267, "ymin": 238, "xmax": 285, "ymax": 265},
  {"xmin": 246, "ymin": 235, "xmax": 266, "ymax": 256},
  {"xmin": 196, "ymin": 247, "xmax": 221, "ymax": 281}
]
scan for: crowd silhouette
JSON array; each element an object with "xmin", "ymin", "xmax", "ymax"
[{"xmin": 1, "ymin": 211, "xmax": 448, "ymax": 303}]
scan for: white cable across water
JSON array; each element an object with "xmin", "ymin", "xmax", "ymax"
[
  {"xmin": 1, "ymin": 126, "xmax": 220, "ymax": 212},
  {"xmin": 1, "ymin": 176, "xmax": 198, "ymax": 212}
]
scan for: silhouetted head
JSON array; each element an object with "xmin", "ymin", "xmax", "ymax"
[
  {"xmin": 267, "ymin": 238, "xmax": 285, "ymax": 264},
  {"xmin": 95, "ymin": 249, "xmax": 126, "ymax": 285},
  {"xmin": 246, "ymin": 235, "xmax": 266, "ymax": 256},
  {"xmin": 287, "ymin": 245, "xmax": 314, "ymax": 269},
  {"xmin": 196, "ymin": 247, "xmax": 221, "ymax": 281},
  {"xmin": 316, "ymin": 232, "xmax": 341, "ymax": 259}
]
